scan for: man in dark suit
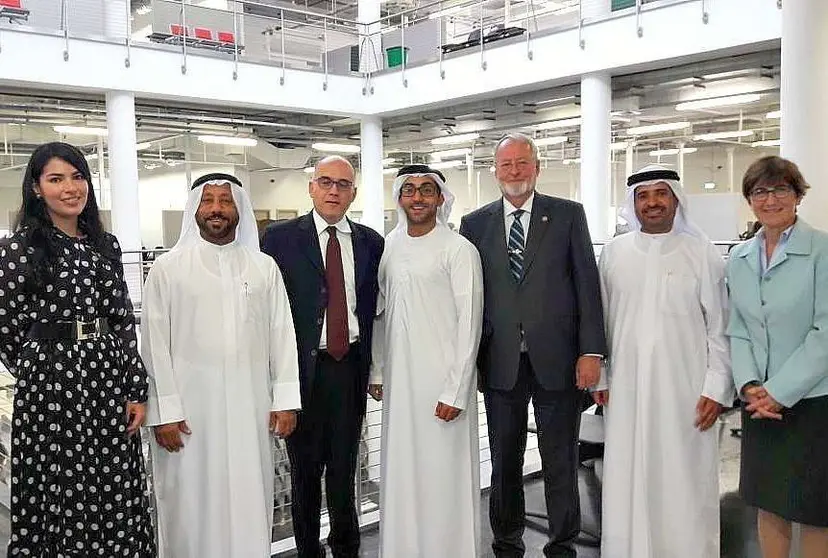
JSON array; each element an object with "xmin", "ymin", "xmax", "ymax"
[
  {"xmin": 261, "ymin": 156, "xmax": 384, "ymax": 558},
  {"xmin": 460, "ymin": 133, "xmax": 607, "ymax": 558}
]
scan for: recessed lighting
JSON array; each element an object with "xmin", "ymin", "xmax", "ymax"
[
  {"xmin": 675, "ymin": 93, "xmax": 762, "ymax": 111},
  {"xmin": 303, "ymin": 167, "xmax": 315, "ymax": 174},
  {"xmin": 766, "ymin": 110, "xmax": 781, "ymax": 119}
]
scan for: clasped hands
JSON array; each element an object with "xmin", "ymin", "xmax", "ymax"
[{"xmin": 743, "ymin": 384, "xmax": 784, "ymax": 420}]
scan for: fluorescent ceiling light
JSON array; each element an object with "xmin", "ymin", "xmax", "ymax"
[
  {"xmin": 136, "ymin": 142, "xmax": 153, "ymax": 151},
  {"xmin": 431, "ymin": 133, "xmax": 480, "ymax": 146},
  {"xmin": 382, "ymin": 167, "xmax": 400, "ymax": 175},
  {"xmin": 489, "ymin": 165, "xmax": 496, "ymax": 173},
  {"xmin": 626, "ymin": 122, "xmax": 691, "ymax": 135},
  {"xmin": 311, "ymin": 142, "xmax": 360, "ymax": 154},
  {"xmin": 431, "ymin": 147, "xmax": 471, "ymax": 160},
  {"xmin": 752, "ymin": 139, "xmax": 781, "ymax": 148},
  {"xmin": 534, "ymin": 136, "xmax": 567, "ymax": 147},
  {"xmin": 303, "ymin": 167, "xmax": 315, "ymax": 174},
  {"xmin": 675, "ymin": 93, "xmax": 762, "ymax": 111},
  {"xmin": 611, "ymin": 142, "xmax": 629, "ymax": 151},
  {"xmin": 54, "ymin": 125, "xmax": 108, "ymax": 136},
  {"xmin": 704, "ymin": 182, "xmax": 716, "ymax": 190},
  {"xmin": 430, "ymin": 160, "xmax": 465, "ymax": 170},
  {"xmin": 198, "ymin": 135, "xmax": 258, "ymax": 147},
  {"xmin": 766, "ymin": 110, "xmax": 781, "ymax": 119},
  {"xmin": 533, "ymin": 117, "xmax": 581, "ymax": 130},
  {"xmin": 649, "ymin": 147, "xmax": 698, "ymax": 156},
  {"xmin": 382, "ymin": 157, "xmax": 397, "ymax": 166},
  {"xmin": 563, "ymin": 158, "xmax": 581, "ymax": 165},
  {"xmin": 693, "ymin": 130, "xmax": 755, "ymax": 141}
]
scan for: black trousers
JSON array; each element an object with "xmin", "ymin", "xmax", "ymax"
[
  {"xmin": 286, "ymin": 345, "xmax": 363, "ymax": 558},
  {"xmin": 484, "ymin": 354, "xmax": 583, "ymax": 558}
]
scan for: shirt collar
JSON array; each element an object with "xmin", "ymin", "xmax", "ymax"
[
  {"xmin": 756, "ymin": 223, "xmax": 795, "ymax": 243},
  {"xmin": 312, "ymin": 210, "xmax": 351, "ymax": 236},
  {"xmin": 503, "ymin": 191, "xmax": 535, "ymax": 217}
]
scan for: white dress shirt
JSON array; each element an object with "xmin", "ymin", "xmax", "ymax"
[
  {"xmin": 313, "ymin": 210, "xmax": 360, "ymax": 348},
  {"xmin": 503, "ymin": 192, "xmax": 534, "ymax": 245}
]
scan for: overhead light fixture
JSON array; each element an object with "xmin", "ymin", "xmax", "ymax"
[
  {"xmin": 430, "ymin": 147, "xmax": 472, "ymax": 160},
  {"xmin": 704, "ymin": 182, "xmax": 716, "ymax": 190},
  {"xmin": 626, "ymin": 122, "xmax": 691, "ymax": 135},
  {"xmin": 382, "ymin": 157, "xmax": 397, "ymax": 166},
  {"xmin": 54, "ymin": 125, "xmax": 108, "ymax": 136},
  {"xmin": 649, "ymin": 147, "xmax": 698, "ymax": 156},
  {"xmin": 303, "ymin": 167, "xmax": 315, "ymax": 174},
  {"xmin": 136, "ymin": 142, "xmax": 153, "ymax": 151},
  {"xmin": 533, "ymin": 117, "xmax": 581, "ymax": 131},
  {"xmin": 766, "ymin": 110, "xmax": 781, "ymax": 119},
  {"xmin": 675, "ymin": 93, "xmax": 762, "ymax": 111},
  {"xmin": 311, "ymin": 142, "xmax": 360, "ymax": 154},
  {"xmin": 431, "ymin": 133, "xmax": 480, "ymax": 146},
  {"xmin": 382, "ymin": 167, "xmax": 400, "ymax": 175},
  {"xmin": 534, "ymin": 136, "xmax": 567, "ymax": 147},
  {"xmin": 693, "ymin": 130, "xmax": 755, "ymax": 141},
  {"xmin": 563, "ymin": 158, "xmax": 581, "ymax": 165},
  {"xmin": 198, "ymin": 135, "xmax": 257, "ymax": 147},
  {"xmin": 430, "ymin": 160, "xmax": 465, "ymax": 170},
  {"xmin": 611, "ymin": 142, "xmax": 629, "ymax": 151},
  {"xmin": 751, "ymin": 139, "xmax": 781, "ymax": 148},
  {"xmin": 489, "ymin": 165, "xmax": 496, "ymax": 173}
]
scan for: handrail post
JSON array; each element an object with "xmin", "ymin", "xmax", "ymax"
[
  {"xmin": 125, "ymin": 0, "xmax": 132, "ymax": 67},
  {"xmin": 232, "ymin": 0, "xmax": 240, "ymax": 79},
  {"xmin": 401, "ymin": 14, "xmax": 408, "ymax": 87},
  {"xmin": 280, "ymin": 9, "xmax": 286, "ymax": 85}
]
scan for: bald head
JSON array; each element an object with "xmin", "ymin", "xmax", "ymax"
[{"xmin": 309, "ymin": 155, "xmax": 357, "ymax": 224}]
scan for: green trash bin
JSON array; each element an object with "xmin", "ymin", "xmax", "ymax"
[{"xmin": 386, "ymin": 46, "xmax": 409, "ymax": 68}]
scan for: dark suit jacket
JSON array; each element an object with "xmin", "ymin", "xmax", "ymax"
[
  {"xmin": 261, "ymin": 212, "xmax": 384, "ymax": 414},
  {"xmin": 460, "ymin": 193, "xmax": 607, "ymax": 392}
]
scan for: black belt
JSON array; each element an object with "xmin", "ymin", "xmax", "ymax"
[{"xmin": 27, "ymin": 318, "xmax": 111, "ymax": 341}]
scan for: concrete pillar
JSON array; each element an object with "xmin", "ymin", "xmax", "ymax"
[
  {"xmin": 580, "ymin": 72, "xmax": 612, "ymax": 242},
  {"xmin": 360, "ymin": 116, "xmax": 385, "ymax": 234}
]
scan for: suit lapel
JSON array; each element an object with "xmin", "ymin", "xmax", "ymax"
[
  {"xmin": 521, "ymin": 195, "xmax": 552, "ymax": 280},
  {"xmin": 298, "ymin": 212, "xmax": 324, "ymax": 275},
  {"xmin": 349, "ymin": 219, "xmax": 367, "ymax": 290},
  {"xmin": 482, "ymin": 201, "xmax": 510, "ymax": 273}
]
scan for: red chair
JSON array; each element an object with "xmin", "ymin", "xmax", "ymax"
[
  {"xmin": 217, "ymin": 31, "xmax": 235, "ymax": 44},
  {"xmin": 170, "ymin": 24, "xmax": 186, "ymax": 37},
  {"xmin": 194, "ymin": 27, "xmax": 213, "ymax": 41},
  {"xmin": 0, "ymin": 0, "xmax": 22, "ymax": 8}
]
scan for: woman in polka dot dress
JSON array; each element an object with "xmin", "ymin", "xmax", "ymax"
[{"xmin": 0, "ymin": 142, "xmax": 156, "ymax": 556}]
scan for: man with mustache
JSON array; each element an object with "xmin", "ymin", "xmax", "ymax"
[
  {"xmin": 460, "ymin": 133, "xmax": 606, "ymax": 557},
  {"xmin": 369, "ymin": 165, "xmax": 484, "ymax": 557},
  {"xmin": 261, "ymin": 157, "xmax": 384, "ymax": 558},
  {"xmin": 591, "ymin": 164, "xmax": 733, "ymax": 558},
  {"xmin": 141, "ymin": 173, "xmax": 301, "ymax": 558}
]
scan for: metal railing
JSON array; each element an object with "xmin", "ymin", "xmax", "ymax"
[{"xmin": 0, "ymin": 0, "xmax": 731, "ymax": 82}]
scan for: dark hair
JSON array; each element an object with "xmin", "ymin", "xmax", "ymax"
[
  {"xmin": 741, "ymin": 155, "xmax": 810, "ymax": 201},
  {"xmin": 13, "ymin": 142, "xmax": 110, "ymax": 289}
]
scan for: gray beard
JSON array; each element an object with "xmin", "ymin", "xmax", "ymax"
[{"xmin": 499, "ymin": 181, "xmax": 534, "ymax": 198}]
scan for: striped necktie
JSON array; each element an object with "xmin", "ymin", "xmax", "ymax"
[{"xmin": 508, "ymin": 209, "xmax": 525, "ymax": 282}]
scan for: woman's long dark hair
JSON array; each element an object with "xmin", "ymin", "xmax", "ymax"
[{"xmin": 13, "ymin": 142, "xmax": 111, "ymax": 290}]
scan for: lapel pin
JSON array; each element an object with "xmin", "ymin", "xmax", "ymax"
[{"xmin": 542, "ymin": 215, "xmax": 549, "ymax": 222}]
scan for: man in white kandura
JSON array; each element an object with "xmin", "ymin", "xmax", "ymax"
[
  {"xmin": 141, "ymin": 173, "xmax": 302, "ymax": 558},
  {"xmin": 369, "ymin": 164, "xmax": 484, "ymax": 558},
  {"xmin": 592, "ymin": 164, "xmax": 734, "ymax": 558}
]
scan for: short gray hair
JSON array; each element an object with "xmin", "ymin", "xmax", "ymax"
[{"xmin": 494, "ymin": 133, "xmax": 539, "ymax": 162}]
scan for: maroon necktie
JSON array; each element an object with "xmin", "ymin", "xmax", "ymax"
[{"xmin": 325, "ymin": 227, "xmax": 349, "ymax": 361}]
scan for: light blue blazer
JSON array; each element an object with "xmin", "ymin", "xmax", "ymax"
[{"xmin": 726, "ymin": 219, "xmax": 828, "ymax": 407}]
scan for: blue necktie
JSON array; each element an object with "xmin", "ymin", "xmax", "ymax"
[{"xmin": 508, "ymin": 209, "xmax": 525, "ymax": 282}]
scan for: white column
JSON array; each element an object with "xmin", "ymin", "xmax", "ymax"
[
  {"xmin": 358, "ymin": 0, "xmax": 382, "ymax": 73},
  {"xmin": 781, "ymin": 0, "xmax": 828, "ymax": 229},
  {"xmin": 580, "ymin": 72, "xmax": 612, "ymax": 242},
  {"xmin": 677, "ymin": 142, "xmax": 686, "ymax": 180},
  {"xmin": 726, "ymin": 147, "xmax": 736, "ymax": 192},
  {"xmin": 106, "ymin": 91, "xmax": 143, "ymax": 305},
  {"xmin": 360, "ymin": 116, "xmax": 385, "ymax": 234}
]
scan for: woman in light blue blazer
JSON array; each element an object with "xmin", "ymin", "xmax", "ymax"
[{"xmin": 727, "ymin": 156, "xmax": 828, "ymax": 558}]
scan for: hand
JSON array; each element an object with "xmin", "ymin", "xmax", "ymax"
[
  {"xmin": 270, "ymin": 411, "xmax": 297, "ymax": 438},
  {"xmin": 591, "ymin": 390, "xmax": 609, "ymax": 406},
  {"xmin": 745, "ymin": 392, "xmax": 784, "ymax": 421},
  {"xmin": 435, "ymin": 402, "xmax": 461, "ymax": 422},
  {"xmin": 695, "ymin": 396, "xmax": 723, "ymax": 431},
  {"xmin": 126, "ymin": 402, "xmax": 146, "ymax": 437},
  {"xmin": 367, "ymin": 384, "xmax": 383, "ymax": 402},
  {"xmin": 742, "ymin": 383, "xmax": 768, "ymax": 404},
  {"xmin": 576, "ymin": 355, "xmax": 602, "ymax": 390},
  {"xmin": 154, "ymin": 421, "xmax": 191, "ymax": 452}
]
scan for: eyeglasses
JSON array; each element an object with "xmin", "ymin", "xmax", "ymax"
[
  {"xmin": 400, "ymin": 184, "xmax": 440, "ymax": 198},
  {"xmin": 314, "ymin": 176, "xmax": 354, "ymax": 191},
  {"xmin": 749, "ymin": 185, "xmax": 795, "ymax": 202}
]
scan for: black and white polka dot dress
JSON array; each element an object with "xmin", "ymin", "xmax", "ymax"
[{"xmin": 0, "ymin": 229, "xmax": 156, "ymax": 557}]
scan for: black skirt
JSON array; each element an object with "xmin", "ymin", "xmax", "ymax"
[{"xmin": 740, "ymin": 395, "xmax": 828, "ymax": 527}]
